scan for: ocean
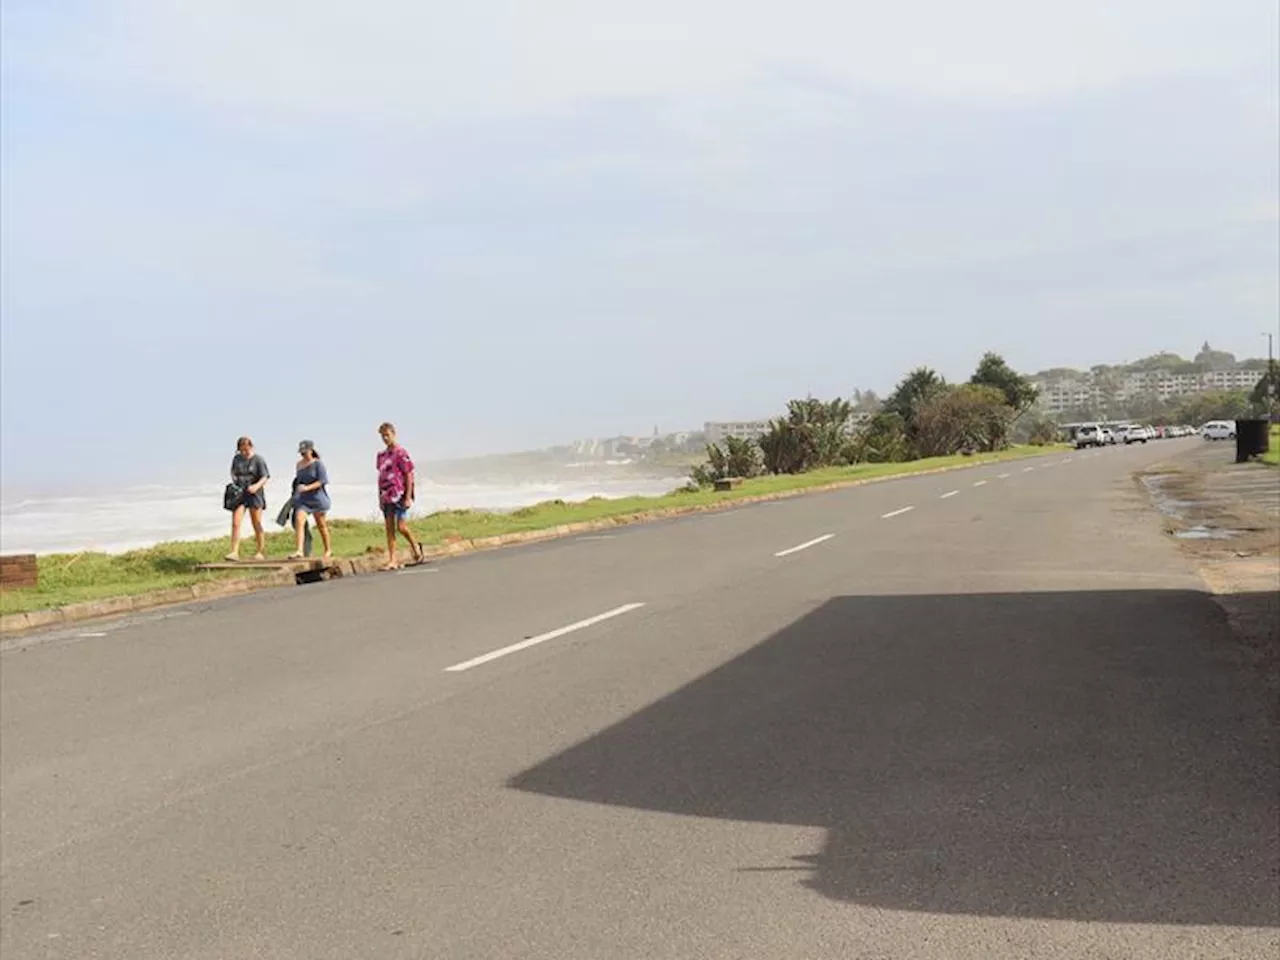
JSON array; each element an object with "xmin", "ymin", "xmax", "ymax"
[{"xmin": 0, "ymin": 466, "xmax": 688, "ymax": 556}]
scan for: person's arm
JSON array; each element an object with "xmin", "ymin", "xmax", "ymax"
[
  {"xmin": 402, "ymin": 452, "xmax": 415, "ymax": 507},
  {"xmin": 248, "ymin": 457, "xmax": 270, "ymax": 495},
  {"xmin": 297, "ymin": 463, "xmax": 327, "ymax": 494}
]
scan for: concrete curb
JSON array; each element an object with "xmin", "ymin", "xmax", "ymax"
[
  {"xmin": 0, "ymin": 448, "xmax": 1062, "ymax": 636},
  {"xmin": 0, "ymin": 570, "xmax": 296, "ymax": 637}
]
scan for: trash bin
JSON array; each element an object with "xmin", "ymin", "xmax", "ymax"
[{"xmin": 1234, "ymin": 419, "xmax": 1270, "ymax": 462}]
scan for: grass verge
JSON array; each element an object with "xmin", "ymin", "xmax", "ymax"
[
  {"xmin": 1, "ymin": 444, "xmax": 1065, "ymax": 616},
  {"xmin": 1262, "ymin": 425, "xmax": 1279, "ymax": 466}
]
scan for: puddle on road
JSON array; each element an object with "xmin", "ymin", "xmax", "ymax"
[
  {"xmin": 1140, "ymin": 474, "xmax": 1206, "ymax": 520},
  {"xmin": 1174, "ymin": 525, "xmax": 1241, "ymax": 540},
  {"xmin": 1141, "ymin": 473, "xmax": 1240, "ymax": 540}
]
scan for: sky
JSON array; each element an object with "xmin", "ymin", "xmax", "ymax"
[{"xmin": 2, "ymin": 1, "xmax": 1277, "ymax": 489}]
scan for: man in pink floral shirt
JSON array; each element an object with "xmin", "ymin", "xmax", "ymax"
[{"xmin": 377, "ymin": 422, "xmax": 425, "ymax": 569}]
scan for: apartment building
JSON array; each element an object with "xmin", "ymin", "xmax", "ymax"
[
  {"xmin": 1036, "ymin": 382, "xmax": 1098, "ymax": 414},
  {"xmin": 1034, "ymin": 367, "xmax": 1264, "ymax": 415},
  {"xmin": 1118, "ymin": 369, "xmax": 1260, "ymax": 399},
  {"xmin": 704, "ymin": 420, "xmax": 772, "ymax": 443}
]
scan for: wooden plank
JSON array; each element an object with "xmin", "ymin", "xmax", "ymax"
[
  {"xmin": 0, "ymin": 553, "xmax": 38, "ymax": 589},
  {"xmin": 195, "ymin": 558, "xmax": 329, "ymax": 572}
]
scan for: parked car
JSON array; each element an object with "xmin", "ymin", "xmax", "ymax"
[
  {"xmin": 1122, "ymin": 425, "xmax": 1150, "ymax": 444},
  {"xmin": 1074, "ymin": 424, "xmax": 1103, "ymax": 448},
  {"xmin": 1202, "ymin": 420, "xmax": 1236, "ymax": 441},
  {"xmin": 1098, "ymin": 427, "xmax": 1116, "ymax": 445}
]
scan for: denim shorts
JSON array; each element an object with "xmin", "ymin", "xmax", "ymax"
[
  {"xmin": 238, "ymin": 490, "xmax": 267, "ymax": 512},
  {"xmin": 381, "ymin": 501, "xmax": 409, "ymax": 521}
]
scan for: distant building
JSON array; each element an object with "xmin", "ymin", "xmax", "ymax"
[
  {"xmin": 1034, "ymin": 368, "xmax": 1262, "ymax": 415},
  {"xmin": 1036, "ymin": 381, "xmax": 1099, "ymax": 415},
  {"xmin": 704, "ymin": 420, "xmax": 772, "ymax": 444}
]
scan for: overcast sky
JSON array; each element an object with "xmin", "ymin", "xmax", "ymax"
[{"xmin": 2, "ymin": 1, "xmax": 1277, "ymax": 488}]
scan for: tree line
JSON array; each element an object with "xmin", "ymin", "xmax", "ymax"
[
  {"xmin": 1034, "ymin": 342, "xmax": 1269, "ymax": 381},
  {"xmin": 690, "ymin": 352, "xmax": 1045, "ymax": 485}
]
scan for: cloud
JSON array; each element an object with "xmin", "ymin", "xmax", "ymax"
[{"xmin": 9, "ymin": 0, "xmax": 1279, "ymax": 129}]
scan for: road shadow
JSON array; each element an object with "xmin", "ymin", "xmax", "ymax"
[{"xmin": 509, "ymin": 590, "xmax": 1279, "ymax": 926}]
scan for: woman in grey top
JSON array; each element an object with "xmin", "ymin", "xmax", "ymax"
[{"xmin": 227, "ymin": 436, "xmax": 270, "ymax": 561}]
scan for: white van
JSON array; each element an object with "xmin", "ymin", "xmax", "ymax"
[{"xmin": 1201, "ymin": 420, "xmax": 1236, "ymax": 441}]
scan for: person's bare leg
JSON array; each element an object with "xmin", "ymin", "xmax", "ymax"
[
  {"xmin": 315, "ymin": 512, "xmax": 332, "ymax": 559},
  {"xmin": 291, "ymin": 508, "xmax": 308, "ymax": 557},
  {"xmin": 383, "ymin": 513, "xmax": 399, "ymax": 569},
  {"xmin": 397, "ymin": 518, "xmax": 423, "ymax": 562},
  {"xmin": 250, "ymin": 508, "xmax": 266, "ymax": 559},
  {"xmin": 227, "ymin": 505, "xmax": 246, "ymax": 560}
]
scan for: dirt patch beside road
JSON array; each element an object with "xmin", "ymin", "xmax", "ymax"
[{"xmin": 1139, "ymin": 443, "xmax": 1279, "ymax": 686}]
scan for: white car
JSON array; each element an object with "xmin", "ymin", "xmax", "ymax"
[
  {"xmin": 1074, "ymin": 424, "xmax": 1103, "ymax": 448},
  {"xmin": 1122, "ymin": 425, "xmax": 1150, "ymax": 444},
  {"xmin": 1098, "ymin": 427, "xmax": 1116, "ymax": 445},
  {"xmin": 1202, "ymin": 420, "xmax": 1236, "ymax": 441}
]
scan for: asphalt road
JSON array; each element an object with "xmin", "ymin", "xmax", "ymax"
[{"xmin": 3, "ymin": 441, "xmax": 1277, "ymax": 959}]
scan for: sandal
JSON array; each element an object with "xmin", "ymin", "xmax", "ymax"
[
  {"xmin": 285, "ymin": 552, "xmax": 305, "ymax": 561},
  {"xmin": 224, "ymin": 553, "xmax": 240, "ymax": 562}
]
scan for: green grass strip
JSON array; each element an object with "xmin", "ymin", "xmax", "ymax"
[{"xmin": 1262, "ymin": 425, "xmax": 1279, "ymax": 466}]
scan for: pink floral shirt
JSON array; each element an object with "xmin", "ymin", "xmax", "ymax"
[{"xmin": 376, "ymin": 445, "xmax": 414, "ymax": 505}]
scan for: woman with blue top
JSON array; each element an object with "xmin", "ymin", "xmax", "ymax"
[{"xmin": 288, "ymin": 440, "xmax": 332, "ymax": 560}]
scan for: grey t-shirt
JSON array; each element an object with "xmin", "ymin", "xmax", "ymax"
[{"xmin": 231, "ymin": 453, "xmax": 269, "ymax": 488}]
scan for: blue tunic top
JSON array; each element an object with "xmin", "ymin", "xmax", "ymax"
[{"xmin": 295, "ymin": 460, "xmax": 331, "ymax": 513}]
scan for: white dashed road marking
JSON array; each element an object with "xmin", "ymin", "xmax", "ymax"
[
  {"xmin": 940, "ymin": 490, "xmax": 959, "ymax": 499},
  {"xmin": 774, "ymin": 534, "xmax": 835, "ymax": 558},
  {"xmin": 882, "ymin": 506, "xmax": 915, "ymax": 519},
  {"xmin": 974, "ymin": 480, "xmax": 988, "ymax": 487},
  {"xmin": 444, "ymin": 603, "xmax": 646, "ymax": 672}
]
